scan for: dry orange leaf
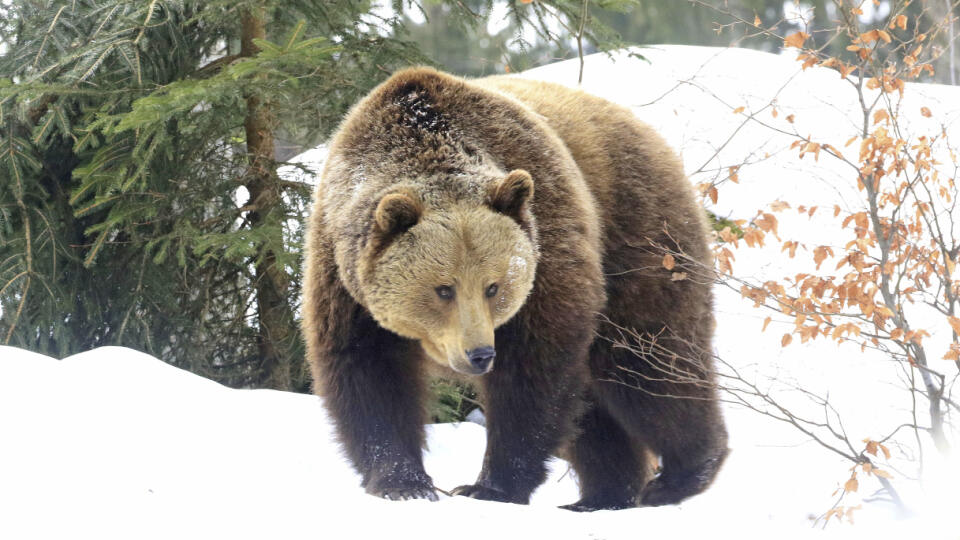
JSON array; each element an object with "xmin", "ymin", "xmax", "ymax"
[
  {"xmin": 708, "ymin": 186, "xmax": 718, "ymax": 204},
  {"xmin": 762, "ymin": 316, "xmax": 772, "ymax": 332},
  {"xmin": 754, "ymin": 14, "xmax": 762, "ymax": 26},
  {"xmin": 859, "ymin": 29, "xmax": 882, "ymax": 44},
  {"xmin": 733, "ymin": 106, "xmax": 745, "ymax": 114},
  {"xmin": 799, "ymin": 54, "xmax": 818, "ymax": 70},
  {"xmin": 844, "ymin": 476, "xmax": 859, "ymax": 493},
  {"xmin": 786, "ymin": 114, "xmax": 795, "ymax": 123},
  {"xmin": 662, "ymin": 254, "xmax": 676, "ymax": 270},
  {"xmin": 948, "ymin": 316, "xmax": 960, "ymax": 335},
  {"xmin": 873, "ymin": 469, "xmax": 893, "ymax": 479},
  {"xmin": 770, "ymin": 200, "xmax": 790, "ymax": 212},
  {"xmin": 781, "ymin": 334, "xmax": 793, "ymax": 347},
  {"xmin": 921, "ymin": 106, "xmax": 932, "ymax": 117},
  {"xmin": 784, "ymin": 31, "xmax": 809, "ymax": 49}
]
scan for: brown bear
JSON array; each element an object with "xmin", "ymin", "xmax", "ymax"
[{"xmin": 301, "ymin": 67, "xmax": 729, "ymax": 511}]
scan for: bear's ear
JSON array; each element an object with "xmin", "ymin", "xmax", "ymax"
[
  {"xmin": 374, "ymin": 191, "xmax": 423, "ymax": 236},
  {"xmin": 488, "ymin": 169, "xmax": 534, "ymax": 219}
]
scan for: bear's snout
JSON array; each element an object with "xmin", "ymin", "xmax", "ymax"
[{"xmin": 466, "ymin": 346, "xmax": 495, "ymax": 373}]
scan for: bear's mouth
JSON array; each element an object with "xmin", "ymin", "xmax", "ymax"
[{"xmin": 449, "ymin": 359, "xmax": 492, "ymax": 376}]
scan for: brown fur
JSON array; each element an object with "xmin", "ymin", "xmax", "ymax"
[{"xmin": 301, "ymin": 67, "xmax": 728, "ymax": 509}]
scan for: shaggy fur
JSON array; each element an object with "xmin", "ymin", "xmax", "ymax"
[{"xmin": 301, "ymin": 67, "xmax": 729, "ymax": 509}]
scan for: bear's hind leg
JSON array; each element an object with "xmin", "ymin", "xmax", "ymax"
[
  {"xmin": 641, "ymin": 442, "xmax": 729, "ymax": 507},
  {"xmin": 594, "ymin": 333, "xmax": 729, "ymax": 507},
  {"xmin": 560, "ymin": 403, "xmax": 650, "ymax": 512}
]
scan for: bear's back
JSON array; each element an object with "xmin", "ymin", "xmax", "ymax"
[{"xmin": 474, "ymin": 76, "xmax": 709, "ymax": 265}]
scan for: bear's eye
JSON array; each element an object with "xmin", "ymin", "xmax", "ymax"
[
  {"xmin": 485, "ymin": 283, "xmax": 499, "ymax": 298},
  {"xmin": 435, "ymin": 285, "xmax": 455, "ymax": 300}
]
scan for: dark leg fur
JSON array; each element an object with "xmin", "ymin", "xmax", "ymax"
[
  {"xmin": 560, "ymin": 403, "xmax": 650, "ymax": 512},
  {"xmin": 641, "ymin": 446, "xmax": 729, "ymax": 506},
  {"xmin": 452, "ymin": 319, "xmax": 588, "ymax": 504},
  {"xmin": 593, "ymin": 330, "xmax": 729, "ymax": 507},
  {"xmin": 318, "ymin": 309, "xmax": 437, "ymax": 501}
]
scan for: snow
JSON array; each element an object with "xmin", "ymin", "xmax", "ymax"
[
  {"xmin": 4, "ymin": 45, "xmax": 960, "ymax": 538},
  {"xmin": 0, "ymin": 346, "xmax": 951, "ymax": 539}
]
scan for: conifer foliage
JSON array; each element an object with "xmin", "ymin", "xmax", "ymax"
[{"xmin": 0, "ymin": 0, "xmax": 430, "ymax": 390}]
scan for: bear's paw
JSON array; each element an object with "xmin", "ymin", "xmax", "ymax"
[{"xmin": 370, "ymin": 483, "xmax": 439, "ymax": 502}]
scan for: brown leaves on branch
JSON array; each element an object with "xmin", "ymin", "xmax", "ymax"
[
  {"xmin": 855, "ymin": 29, "xmax": 892, "ymax": 46},
  {"xmin": 717, "ymin": 3, "xmax": 960, "ymax": 375},
  {"xmin": 889, "ymin": 15, "xmax": 908, "ymax": 31},
  {"xmin": 696, "ymin": 1, "xmax": 960, "ymax": 525},
  {"xmin": 864, "ymin": 438, "xmax": 891, "ymax": 460},
  {"xmin": 728, "ymin": 166, "xmax": 740, "ymax": 183},
  {"xmin": 836, "ymin": 441, "xmax": 893, "ymax": 501},
  {"xmin": 844, "ymin": 475, "xmax": 858, "ymax": 493},
  {"xmin": 662, "ymin": 254, "xmax": 676, "ymax": 270},
  {"xmin": 948, "ymin": 316, "xmax": 960, "ymax": 335},
  {"xmin": 784, "ymin": 31, "xmax": 809, "ymax": 49}
]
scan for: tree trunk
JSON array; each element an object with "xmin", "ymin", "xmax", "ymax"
[{"xmin": 241, "ymin": 5, "xmax": 299, "ymax": 390}]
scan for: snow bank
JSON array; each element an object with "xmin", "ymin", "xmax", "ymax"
[
  {"xmin": 4, "ymin": 45, "xmax": 960, "ymax": 539},
  {"xmin": 0, "ymin": 345, "xmax": 934, "ymax": 540}
]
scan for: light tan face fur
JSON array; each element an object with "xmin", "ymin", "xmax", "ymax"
[{"xmin": 363, "ymin": 204, "xmax": 537, "ymax": 375}]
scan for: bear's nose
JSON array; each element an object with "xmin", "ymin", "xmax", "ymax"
[{"xmin": 466, "ymin": 346, "xmax": 495, "ymax": 372}]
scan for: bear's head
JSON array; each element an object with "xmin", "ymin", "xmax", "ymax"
[{"xmin": 359, "ymin": 170, "xmax": 538, "ymax": 375}]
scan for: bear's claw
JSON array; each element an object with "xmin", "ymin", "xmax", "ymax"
[
  {"xmin": 559, "ymin": 495, "xmax": 638, "ymax": 512},
  {"xmin": 451, "ymin": 484, "xmax": 523, "ymax": 504},
  {"xmin": 373, "ymin": 485, "xmax": 439, "ymax": 502}
]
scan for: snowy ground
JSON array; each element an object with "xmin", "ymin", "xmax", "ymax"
[{"xmin": 4, "ymin": 46, "xmax": 960, "ymax": 539}]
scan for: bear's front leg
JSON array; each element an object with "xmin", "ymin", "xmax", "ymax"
[
  {"xmin": 317, "ymin": 311, "xmax": 437, "ymax": 501},
  {"xmin": 452, "ymin": 323, "xmax": 587, "ymax": 504}
]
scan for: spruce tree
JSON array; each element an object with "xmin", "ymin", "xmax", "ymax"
[{"xmin": 0, "ymin": 0, "xmax": 428, "ymax": 390}]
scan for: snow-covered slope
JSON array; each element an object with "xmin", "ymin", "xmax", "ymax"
[
  {"xmin": 4, "ymin": 46, "xmax": 960, "ymax": 539},
  {"xmin": 0, "ymin": 345, "xmax": 941, "ymax": 540}
]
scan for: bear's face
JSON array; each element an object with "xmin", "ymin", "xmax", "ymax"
[{"xmin": 361, "ymin": 171, "xmax": 537, "ymax": 375}]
